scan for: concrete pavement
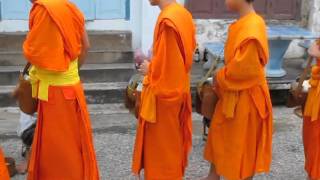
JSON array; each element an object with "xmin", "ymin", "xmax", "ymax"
[{"xmin": 0, "ymin": 105, "xmax": 307, "ymax": 180}]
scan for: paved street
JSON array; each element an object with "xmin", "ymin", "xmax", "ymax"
[{"xmin": 0, "ymin": 105, "xmax": 307, "ymax": 180}]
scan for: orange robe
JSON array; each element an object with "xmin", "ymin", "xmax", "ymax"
[
  {"xmin": 0, "ymin": 148, "xmax": 10, "ymax": 180},
  {"xmin": 23, "ymin": 1, "xmax": 99, "ymax": 179},
  {"xmin": 303, "ymin": 59, "xmax": 320, "ymax": 179},
  {"xmin": 204, "ymin": 13, "xmax": 273, "ymax": 180},
  {"xmin": 132, "ymin": 3, "xmax": 196, "ymax": 179}
]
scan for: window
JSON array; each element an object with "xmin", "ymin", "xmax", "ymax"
[{"xmin": 186, "ymin": 0, "xmax": 301, "ymax": 20}]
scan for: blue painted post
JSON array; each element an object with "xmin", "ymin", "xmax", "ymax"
[
  {"xmin": 125, "ymin": 0, "xmax": 130, "ymax": 20},
  {"xmin": 266, "ymin": 40, "xmax": 291, "ymax": 77}
]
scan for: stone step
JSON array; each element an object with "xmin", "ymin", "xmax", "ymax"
[
  {"xmin": 86, "ymin": 50, "xmax": 133, "ymax": 64},
  {"xmin": 0, "ymin": 31, "xmax": 132, "ymax": 52},
  {"xmin": 0, "ymin": 63, "xmax": 135, "ymax": 86},
  {"xmin": 0, "ymin": 50, "xmax": 133, "ymax": 66},
  {"xmin": 0, "ymin": 82, "xmax": 129, "ymax": 107},
  {"xmin": 88, "ymin": 31, "xmax": 132, "ymax": 51}
]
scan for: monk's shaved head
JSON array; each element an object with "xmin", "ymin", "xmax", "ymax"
[
  {"xmin": 149, "ymin": 0, "xmax": 160, "ymax": 6},
  {"xmin": 149, "ymin": 0, "xmax": 176, "ymax": 9},
  {"xmin": 225, "ymin": 0, "xmax": 254, "ymax": 12}
]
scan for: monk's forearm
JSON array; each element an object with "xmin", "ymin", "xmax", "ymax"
[
  {"xmin": 78, "ymin": 29, "xmax": 90, "ymax": 69},
  {"xmin": 78, "ymin": 50, "xmax": 88, "ymax": 69}
]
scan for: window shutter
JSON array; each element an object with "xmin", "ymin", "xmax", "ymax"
[
  {"xmin": 268, "ymin": 0, "xmax": 300, "ymax": 20},
  {"xmin": 186, "ymin": 0, "xmax": 300, "ymax": 20},
  {"xmin": 96, "ymin": 0, "xmax": 126, "ymax": 19},
  {"xmin": 1, "ymin": 0, "xmax": 31, "ymax": 20},
  {"xmin": 253, "ymin": 0, "xmax": 268, "ymax": 17},
  {"xmin": 186, "ymin": 0, "xmax": 215, "ymax": 19},
  {"xmin": 213, "ymin": 0, "xmax": 235, "ymax": 18},
  {"xmin": 69, "ymin": 0, "xmax": 95, "ymax": 20}
]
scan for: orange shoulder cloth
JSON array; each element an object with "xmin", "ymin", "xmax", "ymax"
[
  {"xmin": 225, "ymin": 13, "xmax": 269, "ymax": 66},
  {"xmin": 23, "ymin": 0, "xmax": 85, "ymax": 72},
  {"xmin": 154, "ymin": 3, "xmax": 196, "ymax": 72}
]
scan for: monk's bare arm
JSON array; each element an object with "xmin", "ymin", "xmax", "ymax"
[{"xmin": 78, "ymin": 29, "xmax": 90, "ymax": 69}]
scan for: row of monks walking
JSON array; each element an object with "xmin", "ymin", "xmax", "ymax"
[{"xmin": 0, "ymin": 0, "xmax": 320, "ymax": 179}]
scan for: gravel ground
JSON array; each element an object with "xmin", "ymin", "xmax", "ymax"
[{"xmin": 0, "ymin": 106, "xmax": 307, "ymax": 180}]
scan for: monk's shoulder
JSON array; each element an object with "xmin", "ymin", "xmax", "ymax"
[
  {"xmin": 30, "ymin": 3, "xmax": 49, "ymax": 19},
  {"xmin": 167, "ymin": 4, "xmax": 193, "ymax": 18},
  {"xmin": 67, "ymin": 1, "xmax": 85, "ymax": 23},
  {"xmin": 246, "ymin": 14, "xmax": 266, "ymax": 30},
  {"xmin": 159, "ymin": 19, "xmax": 175, "ymax": 30},
  {"xmin": 161, "ymin": 4, "xmax": 193, "ymax": 22},
  {"xmin": 159, "ymin": 4, "xmax": 194, "ymax": 33}
]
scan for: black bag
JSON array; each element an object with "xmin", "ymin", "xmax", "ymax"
[{"xmin": 21, "ymin": 123, "xmax": 36, "ymax": 147}]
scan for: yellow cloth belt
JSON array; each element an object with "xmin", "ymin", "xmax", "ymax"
[
  {"xmin": 29, "ymin": 60, "xmax": 80, "ymax": 101},
  {"xmin": 305, "ymin": 63, "xmax": 320, "ymax": 121}
]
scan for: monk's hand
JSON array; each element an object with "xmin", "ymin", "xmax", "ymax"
[
  {"xmin": 308, "ymin": 42, "xmax": 320, "ymax": 58},
  {"xmin": 138, "ymin": 60, "xmax": 150, "ymax": 76}
]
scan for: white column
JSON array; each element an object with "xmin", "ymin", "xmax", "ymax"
[
  {"xmin": 140, "ymin": 1, "xmax": 160, "ymax": 53},
  {"xmin": 140, "ymin": 0, "xmax": 186, "ymax": 53},
  {"xmin": 308, "ymin": 0, "xmax": 320, "ymax": 33},
  {"xmin": 130, "ymin": 0, "xmax": 142, "ymax": 49}
]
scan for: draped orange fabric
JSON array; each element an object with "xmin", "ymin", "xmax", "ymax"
[
  {"xmin": 204, "ymin": 13, "xmax": 273, "ymax": 180},
  {"xmin": 132, "ymin": 3, "xmax": 196, "ymax": 179},
  {"xmin": 28, "ymin": 84, "xmax": 99, "ymax": 180},
  {"xmin": 0, "ymin": 148, "xmax": 9, "ymax": 180},
  {"xmin": 303, "ymin": 58, "xmax": 320, "ymax": 179},
  {"xmin": 24, "ymin": 1, "xmax": 99, "ymax": 179},
  {"xmin": 23, "ymin": 0, "xmax": 84, "ymax": 72}
]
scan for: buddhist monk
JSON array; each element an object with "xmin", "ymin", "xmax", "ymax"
[
  {"xmin": 131, "ymin": 0, "xmax": 196, "ymax": 179},
  {"xmin": 202, "ymin": 0, "xmax": 273, "ymax": 180},
  {"xmin": 304, "ymin": 41, "xmax": 320, "ymax": 180},
  {"xmin": 23, "ymin": 0, "xmax": 99, "ymax": 179},
  {"xmin": 0, "ymin": 148, "xmax": 10, "ymax": 180}
]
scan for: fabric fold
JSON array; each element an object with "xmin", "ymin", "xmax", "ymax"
[
  {"xmin": 204, "ymin": 13, "xmax": 273, "ymax": 180},
  {"xmin": 131, "ymin": 3, "xmax": 196, "ymax": 179},
  {"xmin": 304, "ymin": 64, "xmax": 320, "ymax": 121}
]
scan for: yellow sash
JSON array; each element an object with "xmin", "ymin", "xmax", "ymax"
[
  {"xmin": 304, "ymin": 64, "xmax": 320, "ymax": 121},
  {"xmin": 29, "ymin": 60, "xmax": 80, "ymax": 101}
]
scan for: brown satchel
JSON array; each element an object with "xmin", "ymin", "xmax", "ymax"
[
  {"xmin": 286, "ymin": 56, "xmax": 313, "ymax": 108},
  {"xmin": 124, "ymin": 74, "xmax": 143, "ymax": 118},
  {"xmin": 12, "ymin": 63, "xmax": 38, "ymax": 115},
  {"xmin": 195, "ymin": 57, "xmax": 220, "ymax": 120},
  {"xmin": 5, "ymin": 157, "xmax": 17, "ymax": 177}
]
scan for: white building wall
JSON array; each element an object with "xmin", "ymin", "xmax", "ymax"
[
  {"xmin": 0, "ymin": 20, "xmax": 28, "ymax": 32},
  {"xmin": 140, "ymin": 0, "xmax": 185, "ymax": 53},
  {"xmin": 86, "ymin": 0, "xmax": 142, "ymax": 49}
]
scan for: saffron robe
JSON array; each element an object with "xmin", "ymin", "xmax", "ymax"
[
  {"xmin": 132, "ymin": 3, "xmax": 196, "ymax": 179},
  {"xmin": 23, "ymin": 1, "xmax": 99, "ymax": 179},
  {"xmin": 0, "ymin": 148, "xmax": 9, "ymax": 180},
  {"xmin": 303, "ymin": 59, "xmax": 320, "ymax": 179},
  {"xmin": 23, "ymin": 0, "xmax": 84, "ymax": 72},
  {"xmin": 204, "ymin": 13, "xmax": 273, "ymax": 180}
]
